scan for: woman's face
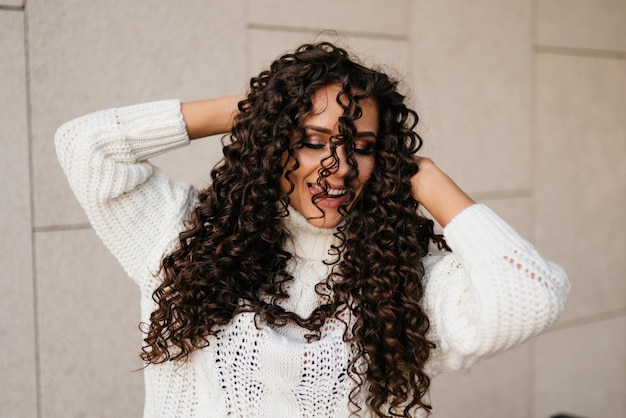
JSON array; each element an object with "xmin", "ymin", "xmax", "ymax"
[{"xmin": 281, "ymin": 84, "xmax": 379, "ymax": 228}]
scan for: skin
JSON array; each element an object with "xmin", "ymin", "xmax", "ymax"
[
  {"xmin": 182, "ymin": 90, "xmax": 474, "ymax": 229},
  {"xmin": 280, "ymin": 84, "xmax": 379, "ymax": 228}
]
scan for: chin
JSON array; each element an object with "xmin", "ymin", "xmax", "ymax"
[
  {"xmin": 308, "ymin": 215, "xmax": 342, "ymax": 229},
  {"xmin": 297, "ymin": 206, "xmax": 344, "ymax": 229}
]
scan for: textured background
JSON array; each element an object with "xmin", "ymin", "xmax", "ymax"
[{"xmin": 1, "ymin": 1, "xmax": 624, "ymax": 417}]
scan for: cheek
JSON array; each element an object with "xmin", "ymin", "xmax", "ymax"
[
  {"xmin": 290, "ymin": 150, "xmax": 320, "ymax": 178},
  {"xmin": 280, "ymin": 150, "xmax": 317, "ymax": 194},
  {"xmin": 357, "ymin": 158, "xmax": 375, "ymax": 184}
]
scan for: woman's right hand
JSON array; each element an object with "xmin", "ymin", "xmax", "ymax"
[{"xmin": 181, "ymin": 94, "xmax": 246, "ymax": 140}]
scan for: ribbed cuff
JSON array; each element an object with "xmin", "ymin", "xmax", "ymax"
[{"xmin": 114, "ymin": 99, "xmax": 190, "ymax": 161}]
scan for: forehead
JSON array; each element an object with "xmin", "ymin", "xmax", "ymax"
[{"xmin": 306, "ymin": 84, "xmax": 379, "ymax": 133}]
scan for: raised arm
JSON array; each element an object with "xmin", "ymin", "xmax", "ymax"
[
  {"xmin": 55, "ymin": 99, "xmax": 212, "ymax": 290},
  {"xmin": 181, "ymin": 94, "xmax": 244, "ymax": 139},
  {"xmin": 412, "ymin": 159, "xmax": 570, "ymax": 374},
  {"xmin": 54, "ymin": 95, "xmax": 245, "ymax": 290}
]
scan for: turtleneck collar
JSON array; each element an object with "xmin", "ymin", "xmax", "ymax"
[{"xmin": 282, "ymin": 207, "xmax": 342, "ymax": 263}]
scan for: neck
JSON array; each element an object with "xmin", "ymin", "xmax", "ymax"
[{"xmin": 282, "ymin": 207, "xmax": 341, "ymax": 262}]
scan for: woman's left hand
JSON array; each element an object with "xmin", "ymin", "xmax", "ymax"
[{"xmin": 410, "ymin": 156, "xmax": 475, "ymax": 227}]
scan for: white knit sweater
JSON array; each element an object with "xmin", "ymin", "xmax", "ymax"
[{"xmin": 55, "ymin": 99, "xmax": 570, "ymax": 418}]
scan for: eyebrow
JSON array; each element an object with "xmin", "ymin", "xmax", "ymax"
[{"xmin": 303, "ymin": 125, "xmax": 378, "ymax": 139}]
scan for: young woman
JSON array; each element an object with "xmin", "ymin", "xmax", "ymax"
[{"xmin": 55, "ymin": 42, "xmax": 569, "ymax": 417}]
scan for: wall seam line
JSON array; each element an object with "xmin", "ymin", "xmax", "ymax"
[
  {"xmin": 0, "ymin": 5, "xmax": 24, "ymax": 11},
  {"xmin": 548, "ymin": 308, "xmax": 626, "ymax": 333},
  {"xmin": 471, "ymin": 189, "xmax": 533, "ymax": 200},
  {"xmin": 535, "ymin": 44, "xmax": 626, "ymax": 60},
  {"xmin": 23, "ymin": 4, "xmax": 42, "ymax": 417},
  {"xmin": 244, "ymin": 1, "xmax": 251, "ymax": 77},
  {"xmin": 246, "ymin": 22, "xmax": 408, "ymax": 41},
  {"xmin": 33, "ymin": 223, "xmax": 93, "ymax": 233},
  {"xmin": 529, "ymin": 0, "xmax": 538, "ymax": 416}
]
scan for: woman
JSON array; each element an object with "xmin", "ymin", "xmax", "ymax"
[{"xmin": 55, "ymin": 42, "xmax": 569, "ymax": 417}]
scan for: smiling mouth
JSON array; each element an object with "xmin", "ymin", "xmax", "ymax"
[{"xmin": 309, "ymin": 183, "xmax": 347, "ymax": 198}]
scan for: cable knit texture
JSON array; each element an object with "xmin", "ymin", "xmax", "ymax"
[{"xmin": 55, "ymin": 100, "xmax": 570, "ymax": 418}]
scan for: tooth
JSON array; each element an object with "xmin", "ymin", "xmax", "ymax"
[
  {"xmin": 311, "ymin": 184, "xmax": 346, "ymax": 196},
  {"xmin": 328, "ymin": 189, "xmax": 346, "ymax": 196}
]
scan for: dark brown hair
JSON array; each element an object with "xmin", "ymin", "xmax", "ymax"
[{"xmin": 142, "ymin": 42, "xmax": 446, "ymax": 417}]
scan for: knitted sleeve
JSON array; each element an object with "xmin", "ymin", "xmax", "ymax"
[
  {"xmin": 54, "ymin": 100, "xmax": 197, "ymax": 289},
  {"xmin": 422, "ymin": 204, "xmax": 570, "ymax": 374}
]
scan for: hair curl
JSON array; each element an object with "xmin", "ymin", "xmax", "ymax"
[{"xmin": 141, "ymin": 42, "xmax": 447, "ymax": 417}]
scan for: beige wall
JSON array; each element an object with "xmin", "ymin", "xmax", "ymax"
[{"xmin": 1, "ymin": 1, "xmax": 624, "ymax": 417}]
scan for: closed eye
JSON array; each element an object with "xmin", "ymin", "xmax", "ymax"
[
  {"xmin": 354, "ymin": 136, "xmax": 376, "ymax": 156},
  {"xmin": 354, "ymin": 147, "xmax": 374, "ymax": 156},
  {"xmin": 301, "ymin": 142, "xmax": 326, "ymax": 150}
]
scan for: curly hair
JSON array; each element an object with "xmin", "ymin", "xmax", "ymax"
[{"xmin": 141, "ymin": 42, "xmax": 447, "ymax": 417}]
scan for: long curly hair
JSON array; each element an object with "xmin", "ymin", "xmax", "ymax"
[{"xmin": 141, "ymin": 42, "xmax": 447, "ymax": 417}]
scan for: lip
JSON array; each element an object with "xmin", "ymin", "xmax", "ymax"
[{"xmin": 308, "ymin": 183, "xmax": 350, "ymax": 209}]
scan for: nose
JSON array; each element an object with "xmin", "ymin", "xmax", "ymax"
[{"xmin": 328, "ymin": 144, "xmax": 351, "ymax": 178}]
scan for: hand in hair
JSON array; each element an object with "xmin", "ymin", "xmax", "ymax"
[{"xmin": 410, "ymin": 156, "xmax": 475, "ymax": 227}]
